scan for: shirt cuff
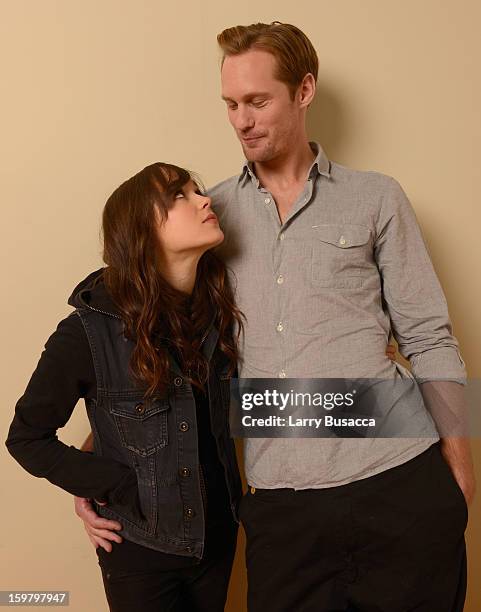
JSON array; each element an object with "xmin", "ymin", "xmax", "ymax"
[{"xmin": 410, "ymin": 346, "xmax": 467, "ymax": 384}]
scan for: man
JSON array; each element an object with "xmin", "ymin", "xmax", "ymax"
[{"xmin": 77, "ymin": 22, "xmax": 475, "ymax": 611}]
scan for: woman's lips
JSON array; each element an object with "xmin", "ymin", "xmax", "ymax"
[{"xmin": 203, "ymin": 213, "xmax": 218, "ymax": 223}]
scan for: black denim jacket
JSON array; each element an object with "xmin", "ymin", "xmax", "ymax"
[{"xmin": 7, "ymin": 269, "xmax": 242, "ymax": 560}]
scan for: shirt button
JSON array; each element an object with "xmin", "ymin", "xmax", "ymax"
[
  {"xmin": 265, "ymin": 197, "xmax": 271, "ymax": 205},
  {"xmin": 174, "ymin": 377, "xmax": 183, "ymax": 387},
  {"xmin": 277, "ymin": 274, "xmax": 284, "ymax": 285},
  {"xmin": 185, "ymin": 508, "xmax": 195, "ymax": 519},
  {"xmin": 179, "ymin": 421, "xmax": 189, "ymax": 432},
  {"xmin": 279, "ymin": 233, "xmax": 285, "ymax": 241},
  {"xmin": 278, "ymin": 370, "xmax": 286, "ymax": 378},
  {"xmin": 180, "ymin": 467, "xmax": 191, "ymax": 478},
  {"xmin": 134, "ymin": 402, "xmax": 145, "ymax": 414},
  {"xmin": 339, "ymin": 236, "xmax": 346, "ymax": 246},
  {"xmin": 276, "ymin": 322, "xmax": 284, "ymax": 332}
]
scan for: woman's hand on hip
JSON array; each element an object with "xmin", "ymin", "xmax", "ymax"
[{"xmin": 74, "ymin": 496, "xmax": 123, "ymax": 552}]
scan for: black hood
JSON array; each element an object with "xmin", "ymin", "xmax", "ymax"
[
  {"xmin": 68, "ymin": 268, "xmax": 218, "ymax": 346},
  {"xmin": 67, "ymin": 267, "xmax": 121, "ymax": 318},
  {"xmin": 68, "ymin": 268, "xmax": 219, "ymax": 361}
]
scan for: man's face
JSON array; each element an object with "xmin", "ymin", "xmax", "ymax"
[{"xmin": 221, "ymin": 49, "xmax": 302, "ymax": 163}]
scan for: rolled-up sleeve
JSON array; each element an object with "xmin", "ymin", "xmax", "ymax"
[{"xmin": 374, "ymin": 177, "xmax": 466, "ymax": 383}]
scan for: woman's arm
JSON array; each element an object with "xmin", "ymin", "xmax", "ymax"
[{"xmin": 5, "ymin": 312, "xmax": 136, "ymax": 503}]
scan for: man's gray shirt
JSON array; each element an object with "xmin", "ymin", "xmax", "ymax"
[{"xmin": 208, "ymin": 142, "xmax": 466, "ymax": 489}]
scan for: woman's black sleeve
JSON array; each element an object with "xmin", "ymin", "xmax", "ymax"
[{"xmin": 5, "ymin": 311, "xmax": 137, "ymax": 503}]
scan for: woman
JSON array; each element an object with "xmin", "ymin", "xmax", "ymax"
[{"xmin": 6, "ymin": 162, "xmax": 244, "ymax": 612}]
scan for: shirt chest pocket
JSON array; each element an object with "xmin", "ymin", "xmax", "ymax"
[
  {"xmin": 110, "ymin": 397, "xmax": 170, "ymax": 457},
  {"xmin": 311, "ymin": 224, "xmax": 371, "ymax": 289}
]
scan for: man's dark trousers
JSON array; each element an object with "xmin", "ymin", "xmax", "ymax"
[{"xmin": 240, "ymin": 442, "xmax": 467, "ymax": 612}]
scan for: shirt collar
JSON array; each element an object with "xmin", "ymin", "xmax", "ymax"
[{"xmin": 238, "ymin": 141, "xmax": 331, "ymax": 185}]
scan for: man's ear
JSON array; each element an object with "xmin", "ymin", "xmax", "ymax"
[{"xmin": 298, "ymin": 73, "xmax": 316, "ymax": 109}]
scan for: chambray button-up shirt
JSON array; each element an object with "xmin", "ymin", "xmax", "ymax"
[{"xmin": 208, "ymin": 142, "xmax": 466, "ymax": 489}]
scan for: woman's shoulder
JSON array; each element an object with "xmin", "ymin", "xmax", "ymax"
[
  {"xmin": 42, "ymin": 311, "xmax": 97, "ymax": 397},
  {"xmin": 6, "ymin": 309, "xmax": 98, "ymax": 415},
  {"xmin": 51, "ymin": 310, "xmax": 88, "ymax": 341}
]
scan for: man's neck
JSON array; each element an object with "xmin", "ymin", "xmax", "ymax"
[{"xmin": 252, "ymin": 137, "xmax": 315, "ymax": 190}]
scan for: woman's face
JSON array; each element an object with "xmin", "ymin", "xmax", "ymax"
[{"xmin": 155, "ymin": 180, "xmax": 224, "ymax": 259}]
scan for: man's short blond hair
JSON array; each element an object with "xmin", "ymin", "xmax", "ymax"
[{"xmin": 217, "ymin": 22, "xmax": 319, "ymax": 100}]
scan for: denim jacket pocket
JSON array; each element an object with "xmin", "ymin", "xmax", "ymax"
[{"xmin": 110, "ymin": 397, "xmax": 170, "ymax": 457}]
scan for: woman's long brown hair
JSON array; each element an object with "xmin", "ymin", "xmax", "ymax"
[{"xmin": 101, "ymin": 162, "xmax": 243, "ymax": 398}]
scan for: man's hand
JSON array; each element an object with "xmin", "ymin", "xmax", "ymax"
[
  {"xmin": 80, "ymin": 431, "xmax": 94, "ymax": 453},
  {"xmin": 386, "ymin": 344, "xmax": 396, "ymax": 361},
  {"xmin": 447, "ymin": 456, "xmax": 476, "ymax": 507},
  {"xmin": 440, "ymin": 437, "xmax": 476, "ymax": 507},
  {"xmin": 74, "ymin": 496, "xmax": 123, "ymax": 552}
]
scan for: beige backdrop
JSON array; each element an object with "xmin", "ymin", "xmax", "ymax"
[{"xmin": 1, "ymin": 1, "xmax": 480, "ymax": 610}]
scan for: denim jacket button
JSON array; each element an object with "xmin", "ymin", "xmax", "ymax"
[
  {"xmin": 179, "ymin": 421, "xmax": 189, "ymax": 432},
  {"xmin": 186, "ymin": 546, "xmax": 193, "ymax": 553},
  {"xmin": 174, "ymin": 377, "xmax": 183, "ymax": 387},
  {"xmin": 180, "ymin": 467, "xmax": 191, "ymax": 478},
  {"xmin": 185, "ymin": 508, "xmax": 195, "ymax": 519},
  {"xmin": 134, "ymin": 402, "xmax": 145, "ymax": 414}
]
